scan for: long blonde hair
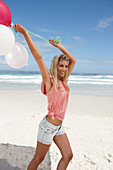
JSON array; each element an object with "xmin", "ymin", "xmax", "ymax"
[{"xmin": 49, "ymin": 54, "xmax": 69, "ymax": 91}]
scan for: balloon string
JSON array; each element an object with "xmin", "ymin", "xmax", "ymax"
[
  {"xmin": 10, "ymin": 25, "xmax": 49, "ymax": 42},
  {"xmin": 27, "ymin": 30, "xmax": 49, "ymax": 42}
]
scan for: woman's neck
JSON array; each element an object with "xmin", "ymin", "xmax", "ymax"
[{"xmin": 57, "ymin": 75, "xmax": 63, "ymax": 81}]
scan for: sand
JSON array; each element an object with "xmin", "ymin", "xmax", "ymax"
[{"xmin": 0, "ymin": 90, "xmax": 113, "ymax": 170}]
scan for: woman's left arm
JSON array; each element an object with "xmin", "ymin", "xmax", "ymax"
[{"xmin": 49, "ymin": 40, "xmax": 77, "ymax": 77}]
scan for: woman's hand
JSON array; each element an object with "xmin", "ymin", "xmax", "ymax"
[
  {"xmin": 13, "ymin": 24, "xmax": 27, "ymax": 35},
  {"xmin": 49, "ymin": 39, "xmax": 62, "ymax": 49}
]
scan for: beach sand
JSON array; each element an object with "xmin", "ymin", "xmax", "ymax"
[{"xmin": 0, "ymin": 90, "xmax": 113, "ymax": 170}]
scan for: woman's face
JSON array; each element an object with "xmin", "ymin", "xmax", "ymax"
[{"xmin": 57, "ymin": 60, "xmax": 68, "ymax": 80}]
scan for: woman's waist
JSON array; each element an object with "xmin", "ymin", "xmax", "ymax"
[{"xmin": 46, "ymin": 115, "xmax": 62, "ymax": 126}]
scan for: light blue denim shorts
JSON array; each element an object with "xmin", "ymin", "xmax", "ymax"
[{"xmin": 37, "ymin": 116, "xmax": 65, "ymax": 145}]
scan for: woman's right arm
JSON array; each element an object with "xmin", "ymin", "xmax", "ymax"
[{"xmin": 13, "ymin": 24, "xmax": 51, "ymax": 91}]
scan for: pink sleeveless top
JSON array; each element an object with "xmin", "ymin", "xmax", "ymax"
[{"xmin": 41, "ymin": 74, "xmax": 69, "ymax": 121}]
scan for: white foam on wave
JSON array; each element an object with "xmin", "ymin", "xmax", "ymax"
[{"xmin": 0, "ymin": 73, "xmax": 113, "ymax": 88}]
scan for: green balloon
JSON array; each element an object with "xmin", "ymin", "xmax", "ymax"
[{"xmin": 53, "ymin": 36, "xmax": 61, "ymax": 43}]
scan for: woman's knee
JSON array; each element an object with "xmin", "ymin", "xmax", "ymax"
[
  {"xmin": 68, "ymin": 151, "xmax": 73, "ymax": 161},
  {"xmin": 63, "ymin": 151, "xmax": 73, "ymax": 162}
]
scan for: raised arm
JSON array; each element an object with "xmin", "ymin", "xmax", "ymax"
[
  {"xmin": 49, "ymin": 40, "xmax": 77, "ymax": 77},
  {"xmin": 13, "ymin": 24, "xmax": 51, "ymax": 87}
]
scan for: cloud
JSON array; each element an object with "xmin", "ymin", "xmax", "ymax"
[
  {"xmin": 96, "ymin": 16, "xmax": 113, "ymax": 30},
  {"xmin": 73, "ymin": 36, "xmax": 83, "ymax": 41},
  {"xmin": 38, "ymin": 28, "xmax": 61, "ymax": 34},
  {"xmin": 78, "ymin": 59, "xmax": 93, "ymax": 63},
  {"xmin": 34, "ymin": 41, "xmax": 56, "ymax": 54},
  {"xmin": 73, "ymin": 36, "xmax": 87, "ymax": 46},
  {"xmin": 35, "ymin": 40, "xmax": 86, "ymax": 53},
  {"xmin": 63, "ymin": 43, "xmax": 78, "ymax": 49},
  {"xmin": 103, "ymin": 60, "xmax": 113, "ymax": 64},
  {"xmin": 0, "ymin": 59, "xmax": 6, "ymax": 64},
  {"xmin": 78, "ymin": 58, "xmax": 113, "ymax": 64}
]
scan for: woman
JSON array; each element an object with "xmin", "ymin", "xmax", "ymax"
[{"xmin": 13, "ymin": 24, "xmax": 77, "ymax": 170}]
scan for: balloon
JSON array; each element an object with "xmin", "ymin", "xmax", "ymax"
[
  {"xmin": 0, "ymin": 24, "xmax": 15, "ymax": 55},
  {"xmin": 0, "ymin": 0, "xmax": 12, "ymax": 26},
  {"xmin": 10, "ymin": 22, "xmax": 18, "ymax": 39},
  {"xmin": 53, "ymin": 36, "xmax": 61, "ymax": 43},
  {"xmin": 5, "ymin": 42, "xmax": 28, "ymax": 69}
]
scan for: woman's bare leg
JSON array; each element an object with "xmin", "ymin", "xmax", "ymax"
[
  {"xmin": 53, "ymin": 133, "xmax": 73, "ymax": 170},
  {"xmin": 27, "ymin": 141, "xmax": 51, "ymax": 170}
]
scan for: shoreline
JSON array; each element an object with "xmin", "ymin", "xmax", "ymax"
[{"xmin": 0, "ymin": 88, "xmax": 113, "ymax": 98}]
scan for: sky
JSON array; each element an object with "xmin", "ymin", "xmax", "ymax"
[{"xmin": 0, "ymin": 0, "xmax": 113, "ymax": 74}]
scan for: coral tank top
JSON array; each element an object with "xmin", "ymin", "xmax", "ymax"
[{"xmin": 41, "ymin": 74, "xmax": 69, "ymax": 121}]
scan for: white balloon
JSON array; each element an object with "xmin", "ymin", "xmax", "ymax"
[
  {"xmin": 0, "ymin": 24, "xmax": 15, "ymax": 55},
  {"xmin": 5, "ymin": 42, "xmax": 28, "ymax": 69}
]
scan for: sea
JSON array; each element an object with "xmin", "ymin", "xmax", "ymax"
[{"xmin": 0, "ymin": 70, "xmax": 113, "ymax": 97}]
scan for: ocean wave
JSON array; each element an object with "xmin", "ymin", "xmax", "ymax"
[
  {"xmin": 69, "ymin": 81, "xmax": 113, "ymax": 85},
  {"xmin": 0, "ymin": 73, "xmax": 113, "ymax": 86},
  {"xmin": 0, "ymin": 79, "xmax": 41, "ymax": 84},
  {"xmin": 0, "ymin": 74, "xmax": 42, "ymax": 80}
]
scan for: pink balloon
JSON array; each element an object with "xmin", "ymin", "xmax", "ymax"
[
  {"xmin": 5, "ymin": 42, "xmax": 28, "ymax": 69},
  {"xmin": 0, "ymin": 0, "xmax": 12, "ymax": 27}
]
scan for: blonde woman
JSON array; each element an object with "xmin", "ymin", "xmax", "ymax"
[{"xmin": 13, "ymin": 24, "xmax": 77, "ymax": 170}]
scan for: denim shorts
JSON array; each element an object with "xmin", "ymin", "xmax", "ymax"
[{"xmin": 37, "ymin": 116, "xmax": 65, "ymax": 145}]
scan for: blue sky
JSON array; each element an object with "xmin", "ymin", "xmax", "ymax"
[{"xmin": 0, "ymin": 0, "xmax": 113, "ymax": 74}]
